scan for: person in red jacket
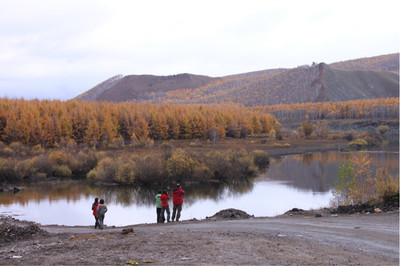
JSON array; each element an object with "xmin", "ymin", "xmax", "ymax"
[
  {"xmin": 172, "ymin": 184, "xmax": 185, "ymax": 222},
  {"xmin": 160, "ymin": 191, "xmax": 170, "ymax": 223},
  {"xmin": 91, "ymin": 198, "xmax": 99, "ymax": 229}
]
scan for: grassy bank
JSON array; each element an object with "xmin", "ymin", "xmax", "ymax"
[
  {"xmin": 0, "ymin": 127, "xmax": 395, "ymax": 187},
  {"xmin": 0, "ymin": 137, "xmax": 350, "ymax": 186}
]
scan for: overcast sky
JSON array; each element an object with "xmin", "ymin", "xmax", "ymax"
[{"xmin": 0, "ymin": 0, "xmax": 399, "ymax": 100}]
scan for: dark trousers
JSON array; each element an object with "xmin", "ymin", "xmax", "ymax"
[
  {"xmin": 94, "ymin": 215, "xmax": 99, "ymax": 229},
  {"xmin": 161, "ymin": 206, "xmax": 170, "ymax": 222},
  {"xmin": 172, "ymin": 204, "xmax": 182, "ymax": 221},
  {"xmin": 98, "ymin": 214, "xmax": 105, "ymax": 229},
  {"xmin": 156, "ymin": 207, "xmax": 162, "ymax": 223}
]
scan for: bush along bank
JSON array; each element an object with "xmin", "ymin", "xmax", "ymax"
[
  {"xmin": 0, "ymin": 145, "xmax": 269, "ymax": 186},
  {"xmin": 87, "ymin": 148, "xmax": 270, "ymax": 185}
]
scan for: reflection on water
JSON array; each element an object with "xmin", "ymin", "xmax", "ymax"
[
  {"xmin": 1, "ymin": 148, "xmax": 398, "ymax": 226},
  {"xmin": 0, "ymin": 180, "xmax": 255, "ymax": 207},
  {"xmin": 263, "ymin": 148, "xmax": 399, "ymax": 192}
]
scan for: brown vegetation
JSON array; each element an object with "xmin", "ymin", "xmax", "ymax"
[
  {"xmin": 0, "ymin": 97, "xmax": 397, "ymax": 186},
  {"xmin": 0, "ymin": 98, "xmax": 278, "ymax": 147},
  {"xmin": 75, "ymin": 54, "xmax": 399, "ymax": 107},
  {"xmin": 258, "ymin": 97, "xmax": 399, "ymax": 122},
  {"xmin": 330, "ymin": 53, "xmax": 399, "ymax": 72}
]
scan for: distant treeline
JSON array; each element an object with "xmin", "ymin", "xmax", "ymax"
[
  {"xmin": 0, "ymin": 99, "xmax": 278, "ymax": 148},
  {"xmin": 256, "ymin": 98, "xmax": 399, "ymax": 122}
]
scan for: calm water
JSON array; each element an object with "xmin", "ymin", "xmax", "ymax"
[{"xmin": 1, "ymin": 148, "xmax": 398, "ymax": 226}]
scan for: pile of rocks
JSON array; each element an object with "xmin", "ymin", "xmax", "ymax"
[
  {"xmin": 207, "ymin": 208, "xmax": 254, "ymax": 221},
  {"xmin": 0, "ymin": 222, "xmax": 50, "ymax": 246}
]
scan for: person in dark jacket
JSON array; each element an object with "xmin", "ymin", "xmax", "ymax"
[
  {"xmin": 97, "ymin": 199, "xmax": 108, "ymax": 230},
  {"xmin": 171, "ymin": 184, "xmax": 185, "ymax": 222},
  {"xmin": 91, "ymin": 198, "xmax": 100, "ymax": 229},
  {"xmin": 160, "ymin": 190, "xmax": 171, "ymax": 223}
]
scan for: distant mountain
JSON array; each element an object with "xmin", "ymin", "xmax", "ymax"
[
  {"xmin": 75, "ymin": 73, "xmax": 217, "ymax": 103},
  {"xmin": 74, "ymin": 53, "xmax": 399, "ymax": 106}
]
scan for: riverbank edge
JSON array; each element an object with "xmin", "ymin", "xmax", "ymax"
[{"xmin": 1, "ymin": 139, "xmax": 355, "ymax": 190}]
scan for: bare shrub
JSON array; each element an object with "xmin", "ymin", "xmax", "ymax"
[
  {"xmin": 166, "ymin": 149, "xmax": 195, "ymax": 182},
  {"xmin": 115, "ymin": 163, "xmax": 135, "ymax": 184},
  {"xmin": 49, "ymin": 150, "xmax": 68, "ymax": 165},
  {"xmin": 32, "ymin": 154, "xmax": 53, "ymax": 177},
  {"xmin": 251, "ymin": 150, "xmax": 269, "ymax": 169},
  {"xmin": 52, "ymin": 165, "xmax": 72, "ymax": 178},
  {"xmin": 15, "ymin": 158, "xmax": 37, "ymax": 179},
  {"xmin": 69, "ymin": 149, "xmax": 99, "ymax": 176},
  {"xmin": 348, "ymin": 138, "xmax": 368, "ymax": 148},
  {"xmin": 10, "ymin": 142, "xmax": 27, "ymax": 156},
  {"xmin": 375, "ymin": 168, "xmax": 399, "ymax": 197},
  {"xmin": 87, "ymin": 157, "xmax": 118, "ymax": 182},
  {"xmin": 290, "ymin": 131, "xmax": 300, "ymax": 140},
  {"xmin": 1, "ymin": 146, "xmax": 13, "ymax": 156},
  {"xmin": 133, "ymin": 154, "xmax": 166, "ymax": 184},
  {"xmin": 301, "ymin": 121, "xmax": 314, "ymax": 139},
  {"xmin": 206, "ymin": 149, "xmax": 257, "ymax": 182},
  {"xmin": 229, "ymin": 150, "xmax": 257, "ymax": 178},
  {"xmin": 344, "ymin": 131, "xmax": 355, "ymax": 141},
  {"xmin": 377, "ymin": 125, "xmax": 389, "ymax": 135},
  {"xmin": 191, "ymin": 163, "xmax": 212, "ymax": 182},
  {"xmin": 362, "ymin": 134, "xmax": 382, "ymax": 146},
  {"xmin": 31, "ymin": 144, "xmax": 44, "ymax": 155},
  {"xmin": 0, "ymin": 158, "xmax": 18, "ymax": 182},
  {"xmin": 205, "ymin": 150, "xmax": 231, "ymax": 181}
]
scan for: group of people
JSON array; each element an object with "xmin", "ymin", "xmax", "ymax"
[
  {"xmin": 91, "ymin": 198, "xmax": 108, "ymax": 229},
  {"xmin": 155, "ymin": 184, "xmax": 185, "ymax": 223},
  {"xmin": 90, "ymin": 184, "xmax": 184, "ymax": 229}
]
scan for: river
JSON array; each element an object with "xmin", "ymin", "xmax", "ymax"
[{"xmin": 1, "ymin": 148, "xmax": 398, "ymax": 226}]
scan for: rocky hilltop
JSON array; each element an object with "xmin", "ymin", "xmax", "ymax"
[{"xmin": 74, "ymin": 53, "xmax": 399, "ymax": 106}]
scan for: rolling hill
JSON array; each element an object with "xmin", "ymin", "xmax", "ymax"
[{"xmin": 74, "ymin": 53, "xmax": 399, "ymax": 106}]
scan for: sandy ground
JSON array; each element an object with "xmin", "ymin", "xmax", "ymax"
[{"xmin": 0, "ymin": 209, "xmax": 398, "ymax": 265}]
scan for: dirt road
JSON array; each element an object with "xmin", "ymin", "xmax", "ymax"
[{"xmin": 1, "ymin": 210, "xmax": 398, "ymax": 265}]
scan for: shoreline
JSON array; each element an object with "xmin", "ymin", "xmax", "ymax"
[{"xmin": 1, "ymin": 209, "xmax": 398, "ymax": 265}]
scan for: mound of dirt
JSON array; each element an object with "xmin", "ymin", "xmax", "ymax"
[
  {"xmin": 0, "ymin": 222, "xmax": 50, "ymax": 246},
  {"xmin": 206, "ymin": 208, "xmax": 254, "ymax": 220},
  {"xmin": 284, "ymin": 193, "xmax": 399, "ymax": 217}
]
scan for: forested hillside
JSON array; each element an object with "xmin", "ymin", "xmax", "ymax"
[
  {"xmin": 256, "ymin": 97, "xmax": 399, "ymax": 122},
  {"xmin": 75, "ymin": 53, "xmax": 399, "ymax": 106}
]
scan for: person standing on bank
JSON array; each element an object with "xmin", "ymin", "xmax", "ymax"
[
  {"xmin": 97, "ymin": 199, "xmax": 108, "ymax": 230},
  {"xmin": 91, "ymin": 198, "xmax": 100, "ymax": 229},
  {"xmin": 155, "ymin": 190, "xmax": 162, "ymax": 223},
  {"xmin": 160, "ymin": 190, "xmax": 171, "ymax": 223},
  {"xmin": 172, "ymin": 184, "xmax": 185, "ymax": 222}
]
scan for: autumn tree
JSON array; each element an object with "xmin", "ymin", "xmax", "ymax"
[
  {"xmin": 85, "ymin": 119, "xmax": 100, "ymax": 147},
  {"xmin": 132, "ymin": 117, "xmax": 149, "ymax": 142},
  {"xmin": 100, "ymin": 115, "xmax": 118, "ymax": 144},
  {"xmin": 166, "ymin": 116, "xmax": 180, "ymax": 139},
  {"xmin": 316, "ymin": 120, "xmax": 329, "ymax": 139},
  {"xmin": 332, "ymin": 154, "xmax": 374, "ymax": 206},
  {"xmin": 301, "ymin": 121, "xmax": 314, "ymax": 139}
]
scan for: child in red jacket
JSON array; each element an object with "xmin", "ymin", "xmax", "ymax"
[
  {"xmin": 91, "ymin": 198, "xmax": 99, "ymax": 229},
  {"xmin": 160, "ymin": 191, "xmax": 170, "ymax": 223}
]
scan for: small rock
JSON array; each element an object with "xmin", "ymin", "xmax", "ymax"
[
  {"xmin": 122, "ymin": 227, "xmax": 134, "ymax": 234},
  {"xmin": 374, "ymin": 208, "xmax": 382, "ymax": 213}
]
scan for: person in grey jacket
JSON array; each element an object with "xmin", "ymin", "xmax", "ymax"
[{"xmin": 96, "ymin": 199, "xmax": 108, "ymax": 229}]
